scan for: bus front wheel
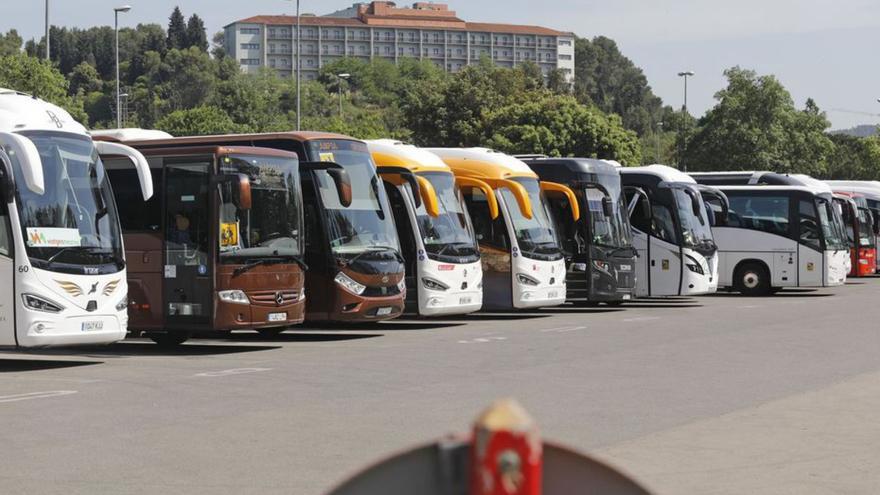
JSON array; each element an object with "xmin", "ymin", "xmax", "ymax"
[{"xmin": 735, "ymin": 263, "xmax": 771, "ymax": 296}]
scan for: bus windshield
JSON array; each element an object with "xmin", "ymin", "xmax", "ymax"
[
  {"xmin": 12, "ymin": 131, "xmax": 123, "ymax": 274},
  {"xmin": 308, "ymin": 140, "xmax": 400, "ymax": 257},
  {"xmin": 586, "ymin": 182, "xmax": 632, "ymax": 249},
  {"xmin": 673, "ymin": 187, "xmax": 714, "ymax": 249},
  {"xmin": 503, "ymin": 178, "xmax": 563, "ymax": 261},
  {"xmin": 857, "ymin": 208, "xmax": 875, "ymax": 248},
  {"xmin": 817, "ymin": 198, "xmax": 847, "ymax": 251},
  {"xmin": 415, "ymin": 171, "xmax": 479, "ymax": 262},
  {"xmin": 218, "ymin": 154, "xmax": 303, "ymax": 263}
]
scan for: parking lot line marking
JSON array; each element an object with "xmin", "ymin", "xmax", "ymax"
[
  {"xmin": 0, "ymin": 390, "xmax": 78, "ymax": 403},
  {"xmin": 194, "ymin": 368, "xmax": 273, "ymax": 378},
  {"xmin": 540, "ymin": 326, "xmax": 587, "ymax": 333},
  {"xmin": 738, "ymin": 305, "xmax": 762, "ymax": 309},
  {"xmin": 622, "ymin": 316, "xmax": 661, "ymax": 323},
  {"xmin": 458, "ymin": 336, "xmax": 507, "ymax": 344}
]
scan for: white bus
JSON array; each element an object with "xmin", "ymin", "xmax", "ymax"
[
  {"xmin": 0, "ymin": 89, "xmax": 152, "ymax": 348},
  {"xmin": 620, "ymin": 165, "xmax": 719, "ymax": 297},
  {"xmin": 703, "ymin": 186, "xmax": 849, "ymax": 295},
  {"xmin": 427, "ymin": 148, "xmax": 576, "ymax": 310},
  {"xmin": 368, "ymin": 140, "xmax": 484, "ymax": 316}
]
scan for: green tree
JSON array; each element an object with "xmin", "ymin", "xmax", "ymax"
[
  {"xmin": 0, "ymin": 29, "xmax": 23, "ymax": 56},
  {"xmin": 166, "ymin": 7, "xmax": 187, "ymax": 50},
  {"xmin": 185, "ymin": 14, "xmax": 208, "ymax": 51},
  {"xmin": 155, "ymin": 106, "xmax": 243, "ymax": 136},
  {"xmin": 686, "ymin": 67, "xmax": 834, "ymax": 176},
  {"xmin": 0, "ymin": 54, "xmax": 87, "ymax": 123},
  {"xmin": 574, "ymin": 36, "xmax": 664, "ymax": 135},
  {"xmin": 211, "ymin": 31, "xmax": 226, "ymax": 59},
  {"xmin": 826, "ymin": 134, "xmax": 880, "ymax": 180},
  {"xmin": 68, "ymin": 62, "xmax": 103, "ymax": 95}
]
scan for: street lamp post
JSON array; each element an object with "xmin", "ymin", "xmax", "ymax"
[
  {"xmin": 114, "ymin": 5, "xmax": 132, "ymax": 129},
  {"xmin": 296, "ymin": 0, "xmax": 301, "ymax": 131},
  {"xmin": 44, "ymin": 0, "xmax": 50, "ymax": 60},
  {"xmin": 336, "ymin": 73, "xmax": 350, "ymax": 118},
  {"xmin": 677, "ymin": 71, "xmax": 695, "ymax": 172}
]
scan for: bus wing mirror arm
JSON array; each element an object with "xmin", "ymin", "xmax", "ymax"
[
  {"xmin": 497, "ymin": 179, "xmax": 533, "ymax": 219},
  {"xmin": 0, "ymin": 131, "xmax": 44, "ymax": 195},
  {"xmin": 94, "ymin": 141, "xmax": 153, "ymax": 200},
  {"xmin": 304, "ymin": 161, "xmax": 352, "ymax": 208},
  {"xmin": 540, "ymin": 181, "xmax": 580, "ymax": 221},
  {"xmin": 0, "ymin": 150, "xmax": 14, "ymax": 200},
  {"xmin": 376, "ymin": 166, "xmax": 427, "ymax": 211},
  {"xmin": 456, "ymin": 177, "xmax": 499, "ymax": 219}
]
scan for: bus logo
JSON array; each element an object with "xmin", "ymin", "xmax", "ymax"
[
  {"xmin": 88, "ymin": 282, "xmax": 99, "ymax": 295},
  {"xmin": 46, "ymin": 110, "xmax": 63, "ymax": 128},
  {"xmin": 275, "ymin": 292, "xmax": 284, "ymax": 306}
]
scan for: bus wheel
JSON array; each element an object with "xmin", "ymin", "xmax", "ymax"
[
  {"xmin": 735, "ymin": 263, "xmax": 771, "ymax": 296},
  {"xmin": 605, "ymin": 301, "xmax": 625, "ymax": 307},
  {"xmin": 257, "ymin": 328, "xmax": 285, "ymax": 338},
  {"xmin": 148, "ymin": 332, "xmax": 190, "ymax": 347}
]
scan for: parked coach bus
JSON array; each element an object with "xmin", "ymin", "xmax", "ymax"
[
  {"xmin": 620, "ymin": 165, "xmax": 719, "ymax": 297},
  {"xmin": 0, "ymin": 89, "xmax": 152, "ymax": 348},
  {"xmin": 833, "ymin": 192, "xmax": 876, "ymax": 277},
  {"xmin": 826, "ymin": 181, "xmax": 880, "ymax": 273},
  {"xmin": 96, "ymin": 131, "xmax": 406, "ymax": 324},
  {"xmin": 94, "ymin": 130, "xmax": 311, "ymax": 345},
  {"xmin": 427, "ymin": 148, "xmax": 577, "ymax": 310},
  {"xmin": 701, "ymin": 185, "xmax": 849, "ymax": 294},
  {"xmin": 367, "ymin": 140, "xmax": 484, "ymax": 316},
  {"xmin": 521, "ymin": 157, "xmax": 637, "ymax": 305}
]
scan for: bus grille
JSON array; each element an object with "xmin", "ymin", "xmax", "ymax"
[
  {"xmin": 249, "ymin": 289, "xmax": 300, "ymax": 307},
  {"xmin": 363, "ymin": 285, "xmax": 402, "ymax": 297}
]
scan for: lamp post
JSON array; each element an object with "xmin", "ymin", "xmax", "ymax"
[
  {"xmin": 336, "ymin": 73, "xmax": 350, "ymax": 118},
  {"xmin": 114, "ymin": 5, "xmax": 131, "ymax": 129},
  {"xmin": 296, "ymin": 0, "xmax": 301, "ymax": 131},
  {"xmin": 44, "ymin": 0, "xmax": 50, "ymax": 60},
  {"xmin": 677, "ymin": 71, "xmax": 695, "ymax": 172}
]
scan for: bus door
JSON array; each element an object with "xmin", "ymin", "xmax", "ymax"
[
  {"xmin": 648, "ymin": 202, "xmax": 683, "ymax": 296},
  {"xmin": 462, "ymin": 186, "xmax": 512, "ymax": 309},
  {"xmin": 382, "ymin": 182, "xmax": 419, "ymax": 312},
  {"xmin": 163, "ymin": 159, "xmax": 213, "ymax": 328},
  {"xmin": 625, "ymin": 187, "xmax": 650, "ymax": 297},
  {"xmin": 797, "ymin": 198, "xmax": 823, "ymax": 287},
  {"xmin": 0, "ymin": 174, "xmax": 13, "ymax": 345}
]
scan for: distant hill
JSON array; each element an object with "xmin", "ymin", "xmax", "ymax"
[{"xmin": 830, "ymin": 125, "xmax": 878, "ymax": 138}]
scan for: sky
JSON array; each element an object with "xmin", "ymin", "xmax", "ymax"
[{"xmin": 3, "ymin": 0, "xmax": 879, "ymax": 130}]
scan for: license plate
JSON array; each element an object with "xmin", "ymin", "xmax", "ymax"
[
  {"xmin": 376, "ymin": 307, "xmax": 393, "ymax": 316},
  {"xmin": 623, "ymin": 294, "xmax": 632, "ymax": 300},
  {"xmin": 81, "ymin": 321, "xmax": 103, "ymax": 332},
  {"xmin": 619, "ymin": 264, "xmax": 632, "ymax": 271},
  {"xmin": 547, "ymin": 291, "xmax": 559, "ymax": 299},
  {"xmin": 460, "ymin": 297, "xmax": 472, "ymax": 305},
  {"xmin": 268, "ymin": 312, "xmax": 286, "ymax": 322}
]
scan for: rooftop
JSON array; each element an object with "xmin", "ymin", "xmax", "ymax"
[{"xmin": 230, "ymin": 2, "xmax": 572, "ymax": 36}]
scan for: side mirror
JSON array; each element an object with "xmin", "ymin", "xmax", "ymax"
[
  {"xmin": 602, "ymin": 196, "xmax": 614, "ymax": 217},
  {"xmin": 215, "ymin": 173, "xmax": 252, "ymax": 210},
  {"xmin": 0, "ymin": 131, "xmax": 44, "ymax": 195},
  {"xmin": 327, "ymin": 167, "xmax": 353, "ymax": 208},
  {"xmin": 94, "ymin": 140, "xmax": 153, "ymax": 200},
  {"xmin": 640, "ymin": 195, "xmax": 652, "ymax": 221},
  {"xmin": 685, "ymin": 188, "xmax": 702, "ymax": 217},
  {"xmin": 0, "ymin": 150, "xmax": 14, "ymax": 201}
]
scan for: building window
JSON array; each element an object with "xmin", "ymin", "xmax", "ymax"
[
  {"xmin": 240, "ymin": 43, "xmax": 260, "ymax": 50},
  {"xmin": 240, "ymin": 58, "xmax": 260, "ymax": 66},
  {"xmin": 558, "ymin": 39, "xmax": 572, "ymax": 46},
  {"xmin": 558, "ymin": 54, "xmax": 572, "ymax": 60},
  {"xmin": 239, "ymin": 27, "xmax": 260, "ymax": 35},
  {"xmin": 269, "ymin": 59, "xmax": 276, "ymax": 68}
]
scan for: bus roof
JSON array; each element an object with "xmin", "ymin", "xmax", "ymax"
[
  {"xmin": 714, "ymin": 184, "xmax": 831, "ymax": 196},
  {"xmin": 825, "ymin": 181, "xmax": 880, "ymax": 199},
  {"xmin": 0, "ymin": 88, "xmax": 87, "ymax": 135},
  {"xmin": 425, "ymin": 148, "xmax": 538, "ymax": 181},
  {"xmin": 620, "ymin": 164, "xmax": 696, "ymax": 184},
  {"xmin": 366, "ymin": 139, "xmax": 450, "ymax": 174},
  {"xmin": 520, "ymin": 157, "xmax": 621, "ymax": 176},
  {"xmin": 90, "ymin": 128, "xmax": 357, "ymax": 147}
]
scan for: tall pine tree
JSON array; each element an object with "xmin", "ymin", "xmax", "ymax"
[
  {"xmin": 167, "ymin": 7, "xmax": 187, "ymax": 49},
  {"xmin": 185, "ymin": 14, "xmax": 208, "ymax": 52}
]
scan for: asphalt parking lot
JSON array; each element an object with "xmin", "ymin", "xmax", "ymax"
[{"xmin": 3, "ymin": 278, "xmax": 880, "ymax": 494}]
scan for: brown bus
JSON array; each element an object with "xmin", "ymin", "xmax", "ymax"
[
  {"xmin": 98, "ymin": 130, "xmax": 406, "ymax": 326},
  {"xmin": 98, "ymin": 139, "xmax": 314, "ymax": 345}
]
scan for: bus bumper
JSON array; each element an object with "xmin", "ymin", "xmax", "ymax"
[
  {"xmin": 17, "ymin": 314, "xmax": 126, "ymax": 348},
  {"xmin": 419, "ymin": 289, "xmax": 483, "ymax": 316},
  {"xmin": 514, "ymin": 286, "xmax": 567, "ymax": 309}
]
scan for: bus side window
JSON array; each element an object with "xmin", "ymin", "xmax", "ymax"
[
  {"xmin": 0, "ymin": 195, "xmax": 10, "ymax": 258},
  {"xmin": 462, "ymin": 187, "xmax": 509, "ymax": 250},
  {"xmin": 627, "ymin": 190, "xmax": 651, "ymax": 234},
  {"xmin": 798, "ymin": 200, "xmax": 821, "ymax": 250},
  {"xmin": 546, "ymin": 195, "xmax": 577, "ymax": 255},
  {"xmin": 383, "ymin": 183, "xmax": 417, "ymax": 273},
  {"xmin": 651, "ymin": 205, "xmax": 676, "ymax": 242}
]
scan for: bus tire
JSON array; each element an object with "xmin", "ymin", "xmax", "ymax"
[
  {"xmin": 257, "ymin": 328, "xmax": 285, "ymax": 338},
  {"xmin": 148, "ymin": 332, "xmax": 189, "ymax": 347},
  {"xmin": 734, "ymin": 262, "xmax": 771, "ymax": 296}
]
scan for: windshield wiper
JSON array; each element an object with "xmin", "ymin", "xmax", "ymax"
[
  {"xmin": 45, "ymin": 246, "xmax": 113, "ymax": 266},
  {"xmin": 436, "ymin": 242, "xmax": 475, "ymax": 257},
  {"xmin": 341, "ymin": 245, "xmax": 403, "ymax": 266},
  {"xmin": 233, "ymin": 255, "xmax": 308, "ymax": 277},
  {"xmin": 608, "ymin": 245, "xmax": 638, "ymax": 257}
]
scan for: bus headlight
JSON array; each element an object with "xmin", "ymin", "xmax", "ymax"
[
  {"xmin": 397, "ymin": 279, "xmax": 407, "ymax": 292},
  {"xmin": 685, "ymin": 255, "xmax": 704, "ymax": 275},
  {"xmin": 421, "ymin": 277, "xmax": 449, "ymax": 291},
  {"xmin": 218, "ymin": 290, "xmax": 249, "ymax": 304},
  {"xmin": 116, "ymin": 297, "xmax": 128, "ymax": 312},
  {"xmin": 22, "ymin": 294, "xmax": 64, "ymax": 313},
  {"xmin": 517, "ymin": 274, "xmax": 540, "ymax": 286},
  {"xmin": 334, "ymin": 272, "xmax": 366, "ymax": 295}
]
